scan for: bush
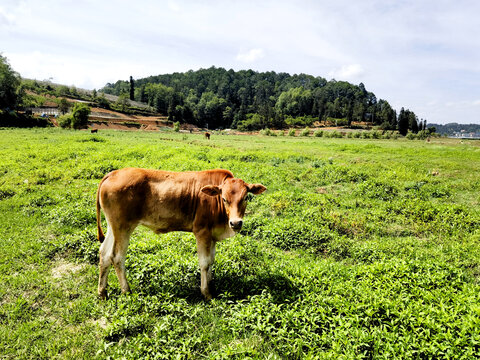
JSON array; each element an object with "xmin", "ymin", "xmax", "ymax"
[
  {"xmin": 333, "ymin": 118, "xmax": 349, "ymax": 126},
  {"xmin": 70, "ymin": 103, "xmax": 91, "ymax": 129},
  {"xmin": 173, "ymin": 121, "xmax": 180, "ymax": 132},
  {"xmin": 361, "ymin": 131, "xmax": 371, "ymax": 139},
  {"xmin": 406, "ymin": 132, "xmax": 416, "ymax": 140},
  {"xmin": 300, "ymin": 127, "xmax": 310, "ymax": 137},
  {"xmin": 237, "ymin": 113, "xmax": 265, "ymax": 131},
  {"xmin": 259, "ymin": 128, "xmax": 276, "ymax": 136},
  {"xmin": 417, "ymin": 130, "xmax": 429, "ymax": 140},
  {"xmin": 288, "ymin": 128, "xmax": 296, "ymax": 137},
  {"xmin": 96, "ymin": 94, "xmax": 110, "ymax": 109},
  {"xmin": 58, "ymin": 114, "xmax": 73, "ymax": 128},
  {"xmin": 285, "ymin": 115, "xmax": 315, "ymax": 127},
  {"xmin": 314, "ymin": 129, "xmax": 323, "ymax": 137}
]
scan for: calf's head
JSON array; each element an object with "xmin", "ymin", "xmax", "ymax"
[{"xmin": 201, "ymin": 178, "xmax": 266, "ymax": 231}]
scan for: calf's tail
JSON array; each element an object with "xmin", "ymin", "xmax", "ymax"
[{"xmin": 96, "ymin": 175, "xmax": 109, "ymax": 243}]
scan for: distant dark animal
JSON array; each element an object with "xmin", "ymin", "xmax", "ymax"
[
  {"xmin": 96, "ymin": 168, "xmax": 266, "ymax": 300},
  {"xmin": 205, "ymin": 132, "xmax": 210, "ymax": 140},
  {"xmin": 91, "ymin": 129, "xmax": 98, "ymax": 133}
]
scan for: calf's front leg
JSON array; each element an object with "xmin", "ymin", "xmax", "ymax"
[{"xmin": 195, "ymin": 232, "xmax": 216, "ymax": 300}]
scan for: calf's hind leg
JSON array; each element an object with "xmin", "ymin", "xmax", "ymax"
[
  {"xmin": 98, "ymin": 223, "xmax": 134, "ymax": 298},
  {"xmin": 112, "ymin": 227, "xmax": 133, "ymax": 295},
  {"xmin": 98, "ymin": 224, "xmax": 113, "ymax": 299}
]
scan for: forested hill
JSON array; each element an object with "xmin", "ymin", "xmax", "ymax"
[
  {"xmin": 101, "ymin": 67, "xmax": 421, "ymax": 132},
  {"xmin": 429, "ymin": 123, "xmax": 480, "ymax": 136}
]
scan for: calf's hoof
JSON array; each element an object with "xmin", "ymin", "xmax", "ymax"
[{"xmin": 98, "ymin": 289, "xmax": 108, "ymax": 300}]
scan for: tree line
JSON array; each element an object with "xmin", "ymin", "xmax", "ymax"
[
  {"xmin": 101, "ymin": 66, "xmax": 425, "ymax": 134},
  {"xmin": 0, "ymin": 54, "xmax": 427, "ymax": 135}
]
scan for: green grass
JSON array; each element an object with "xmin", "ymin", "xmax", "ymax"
[{"xmin": 1, "ymin": 128, "xmax": 480, "ymax": 359}]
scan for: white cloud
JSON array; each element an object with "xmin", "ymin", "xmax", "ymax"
[
  {"xmin": 167, "ymin": 0, "xmax": 181, "ymax": 12},
  {"xmin": 236, "ymin": 48, "xmax": 265, "ymax": 63},
  {"xmin": 0, "ymin": 6, "xmax": 15, "ymax": 26},
  {"xmin": 328, "ymin": 64, "xmax": 365, "ymax": 81},
  {"xmin": 446, "ymin": 100, "xmax": 480, "ymax": 108}
]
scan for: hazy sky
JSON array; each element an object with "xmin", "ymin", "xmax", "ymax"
[{"xmin": 2, "ymin": 0, "xmax": 479, "ymax": 124}]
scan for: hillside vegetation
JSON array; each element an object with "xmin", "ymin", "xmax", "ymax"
[
  {"xmin": 1, "ymin": 128, "xmax": 479, "ymax": 358},
  {"xmin": 102, "ymin": 67, "xmax": 424, "ymax": 134}
]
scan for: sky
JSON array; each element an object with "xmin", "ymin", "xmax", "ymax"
[{"xmin": 1, "ymin": 0, "xmax": 479, "ymax": 124}]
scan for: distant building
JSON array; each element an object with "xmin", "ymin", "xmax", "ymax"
[{"xmin": 452, "ymin": 130, "xmax": 480, "ymax": 139}]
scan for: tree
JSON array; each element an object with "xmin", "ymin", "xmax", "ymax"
[
  {"xmin": 70, "ymin": 102, "xmax": 91, "ymax": 129},
  {"xmin": 58, "ymin": 98, "xmax": 71, "ymax": 114},
  {"xmin": 116, "ymin": 94, "xmax": 129, "ymax": 112},
  {"xmin": 275, "ymin": 87, "xmax": 312, "ymax": 117},
  {"xmin": 237, "ymin": 113, "xmax": 265, "ymax": 131},
  {"xmin": 407, "ymin": 110, "xmax": 419, "ymax": 133},
  {"xmin": 397, "ymin": 108, "xmax": 409, "ymax": 136},
  {"xmin": 346, "ymin": 100, "xmax": 354, "ymax": 126},
  {"xmin": 0, "ymin": 55, "xmax": 20, "ymax": 110},
  {"xmin": 196, "ymin": 91, "xmax": 227, "ymax": 128},
  {"xmin": 129, "ymin": 76, "xmax": 135, "ymax": 101}
]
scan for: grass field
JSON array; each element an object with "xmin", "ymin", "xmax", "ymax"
[{"xmin": 1, "ymin": 128, "xmax": 480, "ymax": 359}]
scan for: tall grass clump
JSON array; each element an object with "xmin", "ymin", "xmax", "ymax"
[{"xmin": 300, "ymin": 127, "xmax": 310, "ymax": 137}]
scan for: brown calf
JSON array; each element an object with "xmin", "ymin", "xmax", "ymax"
[{"xmin": 96, "ymin": 168, "xmax": 266, "ymax": 300}]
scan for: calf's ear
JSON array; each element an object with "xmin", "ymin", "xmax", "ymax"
[
  {"xmin": 201, "ymin": 185, "xmax": 222, "ymax": 196},
  {"xmin": 247, "ymin": 183, "xmax": 267, "ymax": 195}
]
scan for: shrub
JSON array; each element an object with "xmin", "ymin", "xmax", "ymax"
[
  {"xmin": 259, "ymin": 128, "xmax": 275, "ymax": 136},
  {"xmin": 417, "ymin": 130, "xmax": 429, "ymax": 140},
  {"xmin": 314, "ymin": 129, "xmax": 324, "ymax": 137},
  {"xmin": 70, "ymin": 103, "xmax": 91, "ymax": 129},
  {"xmin": 237, "ymin": 113, "xmax": 265, "ymax": 131},
  {"xmin": 173, "ymin": 121, "xmax": 180, "ymax": 132},
  {"xmin": 96, "ymin": 94, "xmax": 110, "ymax": 109},
  {"xmin": 285, "ymin": 115, "xmax": 315, "ymax": 127},
  {"xmin": 361, "ymin": 131, "xmax": 371, "ymax": 139},
  {"xmin": 406, "ymin": 132, "xmax": 416, "ymax": 140},
  {"xmin": 333, "ymin": 118, "xmax": 349, "ymax": 126},
  {"xmin": 330, "ymin": 130, "xmax": 343, "ymax": 138},
  {"xmin": 300, "ymin": 127, "xmax": 310, "ymax": 137},
  {"xmin": 288, "ymin": 128, "xmax": 296, "ymax": 137},
  {"xmin": 58, "ymin": 114, "xmax": 73, "ymax": 128}
]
